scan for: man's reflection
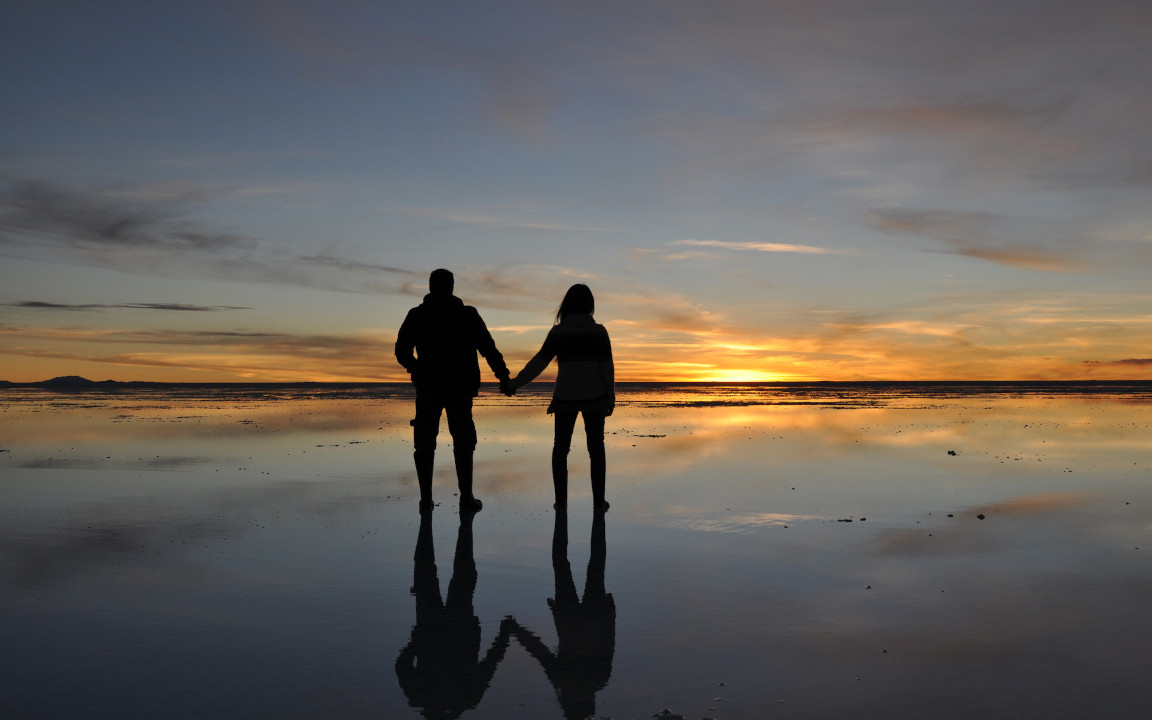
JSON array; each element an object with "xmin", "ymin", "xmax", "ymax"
[
  {"xmin": 395, "ymin": 508, "xmax": 512, "ymax": 719},
  {"xmin": 510, "ymin": 508, "xmax": 616, "ymax": 720}
]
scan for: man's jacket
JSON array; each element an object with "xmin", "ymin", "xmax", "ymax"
[{"xmin": 395, "ymin": 293, "xmax": 509, "ymax": 397}]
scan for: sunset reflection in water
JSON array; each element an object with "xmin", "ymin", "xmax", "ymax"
[{"xmin": 2, "ymin": 383, "xmax": 1152, "ymax": 719}]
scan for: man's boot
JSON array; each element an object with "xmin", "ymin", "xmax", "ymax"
[{"xmin": 454, "ymin": 447, "xmax": 482, "ymax": 511}]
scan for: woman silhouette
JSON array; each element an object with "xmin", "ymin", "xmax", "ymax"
[
  {"xmin": 507, "ymin": 508, "xmax": 615, "ymax": 720},
  {"xmin": 509, "ymin": 284, "xmax": 615, "ymax": 509}
]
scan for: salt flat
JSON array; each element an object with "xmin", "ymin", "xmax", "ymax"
[{"xmin": 3, "ymin": 383, "xmax": 1152, "ymax": 719}]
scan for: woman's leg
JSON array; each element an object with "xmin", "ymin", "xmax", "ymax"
[
  {"xmin": 552, "ymin": 412, "xmax": 578, "ymax": 508},
  {"xmin": 583, "ymin": 412, "xmax": 607, "ymax": 508}
]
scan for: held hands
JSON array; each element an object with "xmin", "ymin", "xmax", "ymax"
[{"xmin": 499, "ymin": 377, "xmax": 516, "ymax": 396}]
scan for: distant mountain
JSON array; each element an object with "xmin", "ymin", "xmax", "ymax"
[
  {"xmin": 0, "ymin": 377, "xmax": 104, "ymax": 387},
  {"xmin": 0, "ymin": 376, "xmax": 172, "ymax": 388},
  {"xmin": 22, "ymin": 376, "xmax": 133, "ymax": 388},
  {"xmin": 0, "ymin": 376, "xmax": 162, "ymax": 388},
  {"xmin": 40, "ymin": 375, "xmax": 103, "ymax": 387}
]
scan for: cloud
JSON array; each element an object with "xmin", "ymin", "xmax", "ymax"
[
  {"xmin": 1, "ymin": 325, "xmax": 378, "ymax": 351},
  {"xmin": 6, "ymin": 301, "xmax": 250, "ymax": 312},
  {"xmin": 868, "ymin": 208, "xmax": 1082, "ymax": 272},
  {"xmin": 0, "ymin": 323, "xmax": 401, "ymax": 381},
  {"xmin": 610, "ymin": 0, "xmax": 1152, "ymax": 207},
  {"xmin": 388, "ymin": 207, "xmax": 612, "ymax": 233},
  {"xmin": 296, "ymin": 254, "xmax": 421, "ymax": 276},
  {"xmin": 816, "ymin": 97, "xmax": 1071, "ymax": 138},
  {"xmin": 409, "ymin": 264, "xmax": 611, "ymax": 314},
  {"xmin": 0, "ymin": 177, "xmax": 429, "ymax": 296},
  {"xmin": 247, "ymin": 0, "xmax": 1152, "ymax": 130},
  {"xmin": 928, "ymin": 245, "xmax": 1078, "ymax": 274},
  {"xmin": 1083, "ymin": 358, "xmax": 1152, "ymax": 366},
  {"xmin": 779, "ymin": 94, "xmax": 1083, "ymax": 185},
  {"xmin": 0, "ymin": 179, "xmax": 254, "ymax": 252},
  {"xmin": 671, "ymin": 239, "xmax": 856, "ymax": 256},
  {"xmin": 0, "ymin": 180, "xmax": 614, "ymax": 314},
  {"xmin": 246, "ymin": 0, "xmax": 584, "ymax": 139},
  {"xmin": 803, "ymin": 290, "xmax": 1152, "ymax": 380}
]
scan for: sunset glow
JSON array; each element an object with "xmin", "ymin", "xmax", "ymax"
[{"xmin": 2, "ymin": 1, "xmax": 1151, "ymax": 383}]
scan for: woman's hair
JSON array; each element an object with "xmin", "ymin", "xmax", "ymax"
[{"xmin": 556, "ymin": 283, "xmax": 595, "ymax": 324}]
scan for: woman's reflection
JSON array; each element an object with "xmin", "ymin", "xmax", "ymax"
[
  {"xmin": 395, "ymin": 507, "xmax": 513, "ymax": 719},
  {"xmin": 509, "ymin": 508, "xmax": 616, "ymax": 720}
]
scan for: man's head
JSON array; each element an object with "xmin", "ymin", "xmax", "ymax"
[{"xmin": 429, "ymin": 268, "xmax": 454, "ymax": 296}]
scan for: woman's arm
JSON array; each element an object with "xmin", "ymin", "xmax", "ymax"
[
  {"xmin": 510, "ymin": 330, "xmax": 556, "ymax": 391},
  {"xmin": 598, "ymin": 330, "xmax": 615, "ymax": 412}
]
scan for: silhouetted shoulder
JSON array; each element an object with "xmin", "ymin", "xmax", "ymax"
[{"xmin": 547, "ymin": 315, "xmax": 611, "ymax": 361}]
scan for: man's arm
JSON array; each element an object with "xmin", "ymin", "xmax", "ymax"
[
  {"xmin": 395, "ymin": 308, "xmax": 419, "ymax": 375},
  {"xmin": 471, "ymin": 309, "xmax": 510, "ymax": 381}
]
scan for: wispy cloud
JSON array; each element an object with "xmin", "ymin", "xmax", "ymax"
[
  {"xmin": 927, "ymin": 245, "xmax": 1078, "ymax": 273},
  {"xmin": 6, "ymin": 301, "xmax": 250, "ymax": 312},
  {"xmin": 0, "ymin": 179, "xmax": 614, "ymax": 311},
  {"xmin": 411, "ymin": 264, "xmax": 610, "ymax": 314},
  {"xmin": 247, "ymin": 0, "xmax": 585, "ymax": 139},
  {"xmin": 389, "ymin": 207, "xmax": 612, "ymax": 233},
  {"xmin": 0, "ymin": 179, "xmax": 254, "ymax": 252},
  {"xmin": 296, "ymin": 254, "xmax": 421, "ymax": 276},
  {"xmin": 671, "ymin": 239, "xmax": 856, "ymax": 256},
  {"xmin": 816, "ymin": 97, "xmax": 1071, "ymax": 138},
  {"xmin": 0, "ymin": 177, "xmax": 424, "ymax": 295},
  {"xmin": 0, "ymin": 323, "xmax": 400, "ymax": 381},
  {"xmin": 868, "ymin": 208, "xmax": 1083, "ymax": 272},
  {"xmin": 6, "ymin": 284, "xmax": 1151, "ymax": 382},
  {"xmin": 1083, "ymin": 358, "xmax": 1152, "ymax": 367}
]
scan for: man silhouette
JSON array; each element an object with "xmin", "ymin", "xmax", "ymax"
[
  {"xmin": 396, "ymin": 269, "xmax": 511, "ymax": 510},
  {"xmin": 395, "ymin": 508, "xmax": 514, "ymax": 718}
]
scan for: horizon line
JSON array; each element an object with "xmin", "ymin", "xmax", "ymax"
[{"xmin": 4, "ymin": 376, "xmax": 1152, "ymax": 387}]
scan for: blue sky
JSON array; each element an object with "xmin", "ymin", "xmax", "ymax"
[{"xmin": 2, "ymin": 0, "xmax": 1151, "ymax": 381}]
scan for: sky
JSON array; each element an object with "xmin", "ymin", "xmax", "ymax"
[{"xmin": 2, "ymin": 0, "xmax": 1151, "ymax": 383}]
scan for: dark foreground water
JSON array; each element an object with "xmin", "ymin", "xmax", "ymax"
[{"xmin": 3, "ymin": 383, "xmax": 1152, "ymax": 719}]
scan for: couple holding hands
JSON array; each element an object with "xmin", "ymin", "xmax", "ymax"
[{"xmin": 395, "ymin": 269, "xmax": 614, "ymax": 512}]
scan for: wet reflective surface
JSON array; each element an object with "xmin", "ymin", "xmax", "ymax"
[{"xmin": 3, "ymin": 383, "xmax": 1152, "ymax": 719}]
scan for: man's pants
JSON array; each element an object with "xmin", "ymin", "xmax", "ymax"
[
  {"xmin": 412, "ymin": 393, "xmax": 477, "ymax": 454},
  {"xmin": 412, "ymin": 393, "xmax": 477, "ymax": 502}
]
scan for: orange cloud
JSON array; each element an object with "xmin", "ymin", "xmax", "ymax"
[
  {"xmin": 670, "ymin": 239, "xmax": 857, "ymax": 256},
  {"xmin": 5, "ymin": 281, "xmax": 1152, "ymax": 382},
  {"xmin": 868, "ymin": 208, "xmax": 1086, "ymax": 273}
]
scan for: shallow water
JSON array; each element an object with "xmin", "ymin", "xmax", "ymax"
[{"xmin": 3, "ymin": 383, "xmax": 1152, "ymax": 719}]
